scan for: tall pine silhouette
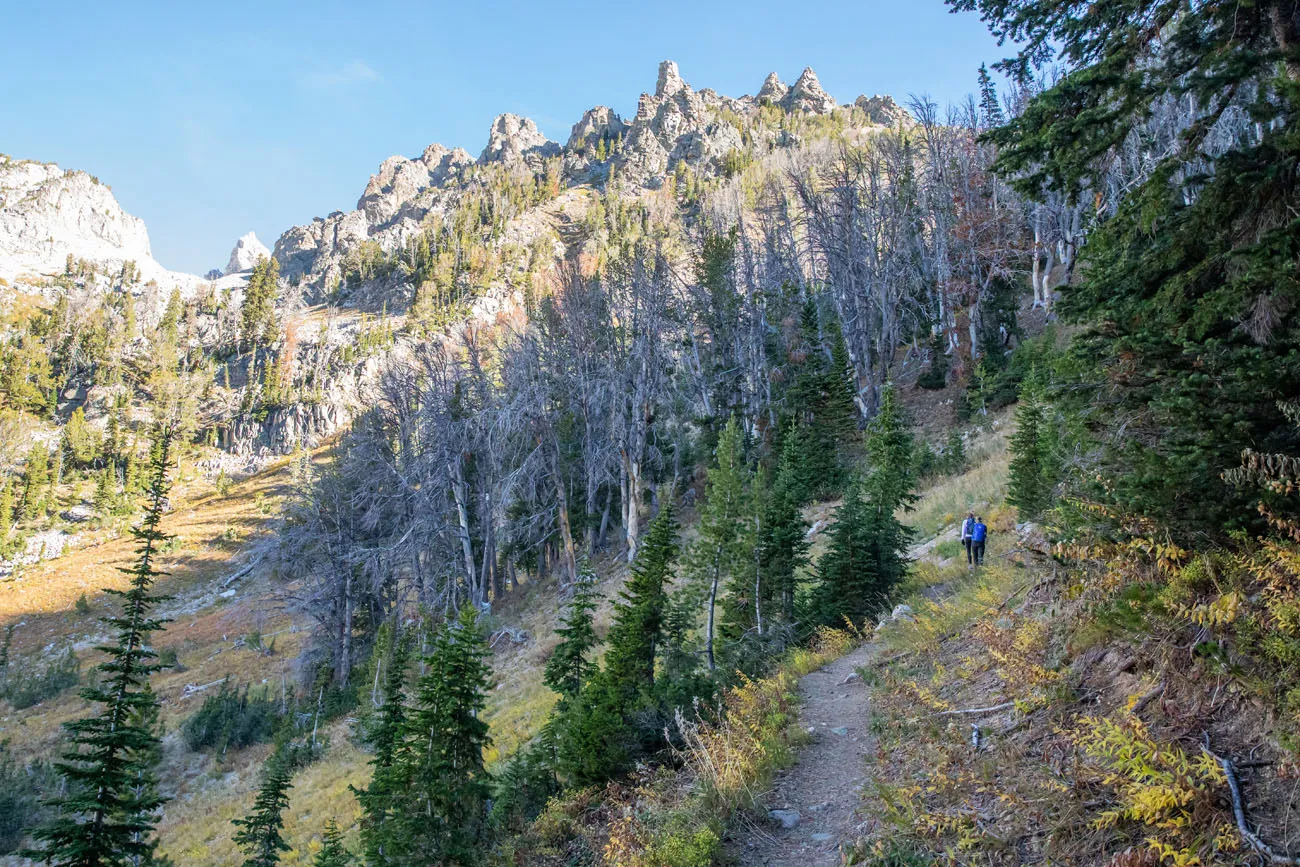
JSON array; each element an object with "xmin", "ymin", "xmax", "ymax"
[{"xmin": 25, "ymin": 427, "xmax": 176, "ymax": 867}]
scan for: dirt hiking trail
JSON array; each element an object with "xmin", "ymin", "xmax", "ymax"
[{"xmin": 729, "ymin": 641, "xmax": 879, "ymax": 865}]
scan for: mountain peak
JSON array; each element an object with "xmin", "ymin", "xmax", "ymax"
[
  {"xmin": 480, "ymin": 113, "xmax": 561, "ymax": 165},
  {"xmin": 655, "ymin": 60, "xmax": 688, "ymax": 99},
  {"xmin": 784, "ymin": 67, "xmax": 836, "ymax": 115},
  {"xmin": 224, "ymin": 231, "xmax": 270, "ymax": 275},
  {"xmin": 757, "ymin": 72, "xmax": 788, "ymax": 103}
]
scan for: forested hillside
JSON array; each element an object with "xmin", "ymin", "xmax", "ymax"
[{"xmin": 3, "ymin": 0, "xmax": 1300, "ymax": 864}]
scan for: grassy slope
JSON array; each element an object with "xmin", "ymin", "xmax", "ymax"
[{"xmin": 0, "ymin": 445, "xmax": 652, "ymax": 864}]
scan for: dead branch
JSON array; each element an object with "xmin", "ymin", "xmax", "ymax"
[
  {"xmin": 934, "ymin": 701, "xmax": 1016, "ymax": 717},
  {"xmin": 1203, "ymin": 739, "xmax": 1299, "ymax": 865},
  {"xmin": 1130, "ymin": 681, "xmax": 1166, "ymax": 717}
]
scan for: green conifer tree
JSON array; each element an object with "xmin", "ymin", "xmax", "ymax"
[
  {"xmin": 390, "ymin": 607, "xmax": 493, "ymax": 864},
  {"xmin": 687, "ymin": 419, "xmax": 751, "ymax": 668},
  {"xmin": 555, "ymin": 506, "xmax": 678, "ymax": 785},
  {"xmin": 863, "ymin": 385, "xmax": 917, "ymax": 517},
  {"xmin": 761, "ymin": 461, "xmax": 811, "ymax": 626},
  {"xmin": 354, "ymin": 625, "xmax": 411, "ymax": 864},
  {"xmin": 976, "ymin": 63, "xmax": 1005, "ymax": 129},
  {"xmin": 21, "ymin": 443, "xmax": 50, "ymax": 520},
  {"xmin": 951, "ymin": 0, "xmax": 1300, "ymax": 537},
  {"xmin": 1008, "ymin": 374, "xmax": 1054, "ymax": 520},
  {"xmin": 542, "ymin": 568, "xmax": 600, "ymax": 701},
  {"xmin": 232, "ymin": 746, "xmax": 295, "ymax": 867},
  {"xmin": 313, "ymin": 820, "xmax": 351, "ymax": 867},
  {"xmin": 240, "ymin": 258, "xmax": 281, "ymax": 351},
  {"xmin": 63, "ymin": 407, "xmax": 99, "ymax": 469},
  {"xmin": 23, "ymin": 427, "xmax": 175, "ymax": 867}
]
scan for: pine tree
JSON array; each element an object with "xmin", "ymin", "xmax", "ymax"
[
  {"xmin": 555, "ymin": 506, "xmax": 679, "ymax": 785},
  {"xmin": 687, "ymin": 418, "xmax": 751, "ymax": 668},
  {"xmin": 808, "ymin": 484, "xmax": 909, "ymax": 630},
  {"xmin": 976, "ymin": 63, "xmax": 1004, "ymax": 129},
  {"xmin": 21, "ymin": 443, "xmax": 50, "ymax": 520},
  {"xmin": 542, "ymin": 568, "xmax": 600, "ymax": 701},
  {"xmin": 232, "ymin": 746, "xmax": 295, "ymax": 867},
  {"xmin": 63, "ymin": 407, "xmax": 99, "ymax": 469},
  {"xmin": 390, "ymin": 607, "xmax": 493, "ymax": 864},
  {"xmin": 354, "ymin": 625, "xmax": 411, "ymax": 864},
  {"xmin": 863, "ymin": 385, "xmax": 917, "ymax": 517},
  {"xmin": 0, "ymin": 482, "xmax": 14, "ymax": 557},
  {"xmin": 952, "ymin": 0, "xmax": 1300, "ymax": 538},
  {"xmin": 822, "ymin": 319, "xmax": 860, "ymax": 444},
  {"xmin": 1008, "ymin": 374, "xmax": 1054, "ymax": 520},
  {"xmin": 761, "ymin": 461, "xmax": 810, "ymax": 626},
  {"xmin": 24, "ymin": 427, "xmax": 175, "ymax": 867},
  {"xmin": 240, "ymin": 258, "xmax": 280, "ymax": 351},
  {"xmin": 313, "ymin": 819, "xmax": 351, "ymax": 867}
]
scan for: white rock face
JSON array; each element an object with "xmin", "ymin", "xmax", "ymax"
[
  {"xmin": 224, "ymin": 231, "xmax": 271, "ymax": 274},
  {"xmin": 782, "ymin": 68, "xmax": 837, "ymax": 115},
  {"xmin": 567, "ymin": 106, "xmax": 627, "ymax": 151},
  {"xmin": 757, "ymin": 72, "xmax": 789, "ymax": 104},
  {"xmin": 0, "ymin": 158, "xmax": 152, "ymax": 282},
  {"xmin": 479, "ymin": 114, "xmax": 561, "ymax": 166},
  {"xmin": 0, "ymin": 156, "xmax": 214, "ymax": 293},
  {"xmin": 855, "ymin": 94, "xmax": 911, "ymax": 126}
]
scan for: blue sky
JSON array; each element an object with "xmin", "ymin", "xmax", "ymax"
[{"xmin": 2, "ymin": 1, "xmax": 1009, "ymax": 274}]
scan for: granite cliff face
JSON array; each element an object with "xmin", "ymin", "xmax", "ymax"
[{"xmin": 0, "ymin": 157, "xmax": 158, "ymax": 283}]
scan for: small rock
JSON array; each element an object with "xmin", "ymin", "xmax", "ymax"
[
  {"xmin": 891, "ymin": 603, "xmax": 914, "ymax": 621},
  {"xmin": 769, "ymin": 809, "xmax": 800, "ymax": 829},
  {"xmin": 830, "ymin": 726, "xmax": 849, "ymax": 736},
  {"xmin": 808, "ymin": 802, "xmax": 829, "ymax": 813},
  {"xmin": 218, "ymin": 589, "xmax": 236, "ymax": 598},
  {"xmin": 810, "ymin": 832, "xmax": 833, "ymax": 843},
  {"xmin": 806, "ymin": 726, "xmax": 816, "ymax": 735},
  {"xmin": 840, "ymin": 671, "xmax": 861, "ymax": 685}
]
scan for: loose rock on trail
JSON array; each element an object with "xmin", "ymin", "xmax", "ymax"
[{"xmin": 729, "ymin": 642, "xmax": 879, "ymax": 865}]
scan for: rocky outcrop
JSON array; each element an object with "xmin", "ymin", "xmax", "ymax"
[
  {"xmin": 479, "ymin": 114, "xmax": 561, "ymax": 168},
  {"xmin": 782, "ymin": 68, "xmax": 837, "ymax": 115},
  {"xmin": 757, "ymin": 72, "xmax": 789, "ymax": 104},
  {"xmin": 1, "ymin": 157, "xmax": 158, "ymax": 283},
  {"xmin": 617, "ymin": 61, "xmax": 744, "ymax": 185},
  {"xmin": 356, "ymin": 144, "xmax": 473, "ymax": 226},
  {"xmin": 567, "ymin": 106, "xmax": 627, "ymax": 151},
  {"xmin": 224, "ymin": 231, "xmax": 271, "ymax": 274},
  {"xmin": 855, "ymin": 94, "xmax": 911, "ymax": 126}
]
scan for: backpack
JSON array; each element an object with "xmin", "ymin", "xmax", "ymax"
[{"xmin": 972, "ymin": 522, "xmax": 987, "ymax": 542}]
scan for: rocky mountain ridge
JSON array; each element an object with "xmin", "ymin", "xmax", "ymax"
[{"xmin": 271, "ymin": 61, "xmax": 910, "ymax": 293}]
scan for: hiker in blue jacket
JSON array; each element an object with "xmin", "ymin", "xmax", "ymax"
[
  {"xmin": 971, "ymin": 517, "xmax": 988, "ymax": 566},
  {"xmin": 960, "ymin": 512, "xmax": 976, "ymax": 566}
]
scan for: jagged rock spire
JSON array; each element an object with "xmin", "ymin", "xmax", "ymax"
[
  {"xmin": 479, "ymin": 113, "xmax": 561, "ymax": 165},
  {"xmin": 757, "ymin": 71, "xmax": 788, "ymax": 103},
  {"xmin": 783, "ymin": 67, "xmax": 837, "ymax": 115},
  {"xmin": 656, "ymin": 60, "xmax": 688, "ymax": 99}
]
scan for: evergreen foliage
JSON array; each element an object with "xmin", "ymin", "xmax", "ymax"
[
  {"xmin": 24, "ymin": 427, "xmax": 176, "ymax": 867},
  {"xmin": 555, "ymin": 506, "xmax": 679, "ymax": 785},
  {"xmin": 542, "ymin": 568, "xmax": 601, "ymax": 701},
  {"xmin": 1007, "ymin": 373, "xmax": 1055, "ymax": 520},
  {"xmin": 952, "ymin": 0, "xmax": 1300, "ymax": 536},
  {"xmin": 372, "ymin": 607, "xmax": 493, "ymax": 865},
  {"xmin": 240, "ymin": 258, "xmax": 280, "ymax": 350},
  {"xmin": 313, "ymin": 820, "xmax": 351, "ymax": 867},
  {"xmin": 354, "ymin": 623, "xmax": 411, "ymax": 865},
  {"xmin": 231, "ymin": 745, "xmax": 295, "ymax": 867},
  {"xmin": 687, "ymin": 419, "xmax": 753, "ymax": 668}
]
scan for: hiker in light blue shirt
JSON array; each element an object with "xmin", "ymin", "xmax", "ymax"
[{"xmin": 971, "ymin": 517, "xmax": 987, "ymax": 566}]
